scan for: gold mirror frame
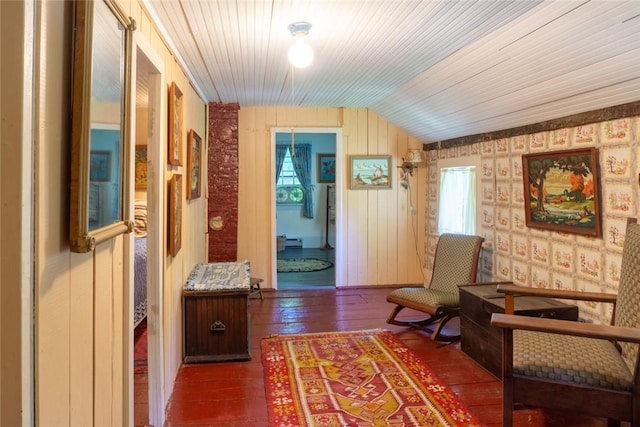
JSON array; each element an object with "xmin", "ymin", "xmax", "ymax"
[{"xmin": 70, "ymin": 0, "xmax": 135, "ymax": 252}]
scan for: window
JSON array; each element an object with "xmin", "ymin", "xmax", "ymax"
[
  {"xmin": 437, "ymin": 156, "xmax": 481, "ymax": 235},
  {"xmin": 276, "ymin": 148, "xmax": 305, "ymax": 204}
]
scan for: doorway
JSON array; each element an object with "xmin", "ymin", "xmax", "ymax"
[
  {"xmin": 130, "ymin": 34, "xmax": 165, "ymax": 427},
  {"xmin": 272, "ymin": 129, "xmax": 341, "ymax": 289}
]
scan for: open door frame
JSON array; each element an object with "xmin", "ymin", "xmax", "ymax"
[
  {"xmin": 126, "ymin": 32, "xmax": 166, "ymax": 427},
  {"xmin": 270, "ymin": 127, "xmax": 344, "ymax": 289}
]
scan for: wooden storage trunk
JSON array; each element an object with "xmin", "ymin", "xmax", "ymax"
[
  {"xmin": 183, "ymin": 289, "xmax": 251, "ymax": 363},
  {"xmin": 459, "ymin": 284, "xmax": 578, "ymax": 378}
]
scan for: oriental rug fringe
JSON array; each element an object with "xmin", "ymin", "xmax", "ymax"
[{"xmin": 261, "ymin": 329, "xmax": 482, "ymax": 427}]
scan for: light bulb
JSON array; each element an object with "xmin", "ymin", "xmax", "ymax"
[{"xmin": 288, "ymin": 38, "xmax": 314, "ymax": 68}]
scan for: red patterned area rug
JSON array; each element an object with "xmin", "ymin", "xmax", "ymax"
[{"xmin": 261, "ymin": 329, "xmax": 481, "ymax": 427}]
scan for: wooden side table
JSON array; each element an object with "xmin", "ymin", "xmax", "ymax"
[
  {"xmin": 183, "ymin": 288, "xmax": 251, "ymax": 363},
  {"xmin": 459, "ymin": 283, "xmax": 578, "ymax": 378},
  {"xmin": 182, "ymin": 262, "xmax": 252, "ymax": 363}
]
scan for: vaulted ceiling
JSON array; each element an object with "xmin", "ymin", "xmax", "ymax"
[{"xmin": 143, "ymin": 0, "xmax": 640, "ymax": 143}]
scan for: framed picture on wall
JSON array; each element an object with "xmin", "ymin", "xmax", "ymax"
[
  {"xmin": 169, "ymin": 173, "xmax": 182, "ymax": 256},
  {"xmin": 349, "ymin": 155, "xmax": 392, "ymax": 189},
  {"xmin": 522, "ymin": 147, "xmax": 602, "ymax": 237},
  {"xmin": 186, "ymin": 129, "xmax": 202, "ymax": 200},
  {"xmin": 90, "ymin": 151, "xmax": 111, "ymax": 182},
  {"xmin": 317, "ymin": 153, "xmax": 335, "ymax": 183},
  {"xmin": 168, "ymin": 82, "xmax": 183, "ymax": 166},
  {"xmin": 134, "ymin": 145, "xmax": 148, "ymax": 189}
]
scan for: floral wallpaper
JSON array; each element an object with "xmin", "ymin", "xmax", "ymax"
[{"xmin": 425, "ymin": 116, "xmax": 639, "ymax": 324}]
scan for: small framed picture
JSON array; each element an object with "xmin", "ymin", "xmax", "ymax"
[
  {"xmin": 186, "ymin": 129, "xmax": 202, "ymax": 200},
  {"xmin": 317, "ymin": 153, "xmax": 335, "ymax": 183},
  {"xmin": 169, "ymin": 173, "xmax": 183, "ymax": 256},
  {"xmin": 349, "ymin": 155, "xmax": 391, "ymax": 189},
  {"xmin": 90, "ymin": 151, "xmax": 111, "ymax": 182},
  {"xmin": 134, "ymin": 145, "xmax": 147, "ymax": 189},
  {"xmin": 168, "ymin": 82, "xmax": 183, "ymax": 166}
]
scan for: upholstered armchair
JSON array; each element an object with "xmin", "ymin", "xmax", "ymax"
[
  {"xmin": 491, "ymin": 218, "xmax": 640, "ymax": 426},
  {"xmin": 386, "ymin": 233, "xmax": 484, "ymax": 342}
]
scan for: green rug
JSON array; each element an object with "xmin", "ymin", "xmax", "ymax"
[{"xmin": 277, "ymin": 258, "xmax": 333, "ymax": 273}]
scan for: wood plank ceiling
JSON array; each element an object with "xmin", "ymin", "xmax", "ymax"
[{"xmin": 142, "ymin": 0, "xmax": 640, "ymax": 143}]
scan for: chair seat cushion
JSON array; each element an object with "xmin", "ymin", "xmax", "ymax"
[
  {"xmin": 514, "ymin": 330, "xmax": 633, "ymax": 391},
  {"xmin": 387, "ymin": 287, "xmax": 459, "ymax": 309}
]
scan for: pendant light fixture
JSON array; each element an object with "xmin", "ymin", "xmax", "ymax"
[{"xmin": 288, "ymin": 21, "xmax": 314, "ymax": 68}]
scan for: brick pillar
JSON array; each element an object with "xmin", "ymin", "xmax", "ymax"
[{"xmin": 207, "ymin": 103, "xmax": 240, "ymax": 262}]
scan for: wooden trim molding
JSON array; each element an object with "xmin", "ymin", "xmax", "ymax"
[{"xmin": 424, "ymin": 100, "xmax": 640, "ymax": 151}]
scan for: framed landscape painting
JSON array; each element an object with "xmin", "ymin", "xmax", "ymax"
[
  {"xmin": 522, "ymin": 147, "xmax": 602, "ymax": 237},
  {"xmin": 349, "ymin": 155, "xmax": 391, "ymax": 189}
]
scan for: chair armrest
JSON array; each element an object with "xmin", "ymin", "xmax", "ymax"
[
  {"xmin": 496, "ymin": 283, "xmax": 618, "ymax": 304},
  {"xmin": 491, "ymin": 313, "xmax": 640, "ymax": 344}
]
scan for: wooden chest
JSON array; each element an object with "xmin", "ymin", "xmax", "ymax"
[
  {"xmin": 183, "ymin": 289, "xmax": 251, "ymax": 363},
  {"xmin": 459, "ymin": 284, "xmax": 578, "ymax": 378}
]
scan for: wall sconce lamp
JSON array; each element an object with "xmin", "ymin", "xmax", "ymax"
[
  {"xmin": 288, "ymin": 21, "xmax": 314, "ymax": 68},
  {"xmin": 399, "ymin": 148, "xmax": 424, "ymax": 189}
]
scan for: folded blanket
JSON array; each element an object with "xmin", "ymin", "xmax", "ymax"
[{"xmin": 185, "ymin": 261, "xmax": 251, "ymax": 291}]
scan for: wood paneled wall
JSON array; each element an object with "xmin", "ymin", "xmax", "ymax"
[
  {"xmin": 237, "ymin": 107, "xmax": 426, "ymax": 288},
  {"xmin": 33, "ymin": 1, "xmax": 207, "ymax": 426}
]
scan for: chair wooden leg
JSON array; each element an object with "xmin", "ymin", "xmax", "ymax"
[
  {"xmin": 502, "ymin": 327, "xmax": 514, "ymax": 427},
  {"xmin": 430, "ymin": 313, "xmax": 461, "ymax": 342},
  {"xmin": 386, "ymin": 304, "xmax": 407, "ymax": 326},
  {"xmin": 386, "ymin": 304, "xmax": 439, "ymax": 330}
]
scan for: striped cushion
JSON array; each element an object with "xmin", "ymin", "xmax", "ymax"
[{"xmin": 514, "ymin": 330, "xmax": 633, "ymax": 391}]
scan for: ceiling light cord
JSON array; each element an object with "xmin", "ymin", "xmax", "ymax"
[{"xmin": 290, "ymin": 63, "xmax": 296, "ymax": 156}]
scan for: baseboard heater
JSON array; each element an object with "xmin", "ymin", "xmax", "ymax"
[{"xmin": 285, "ymin": 238, "xmax": 303, "ymax": 248}]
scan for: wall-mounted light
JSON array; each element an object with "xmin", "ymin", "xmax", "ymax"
[
  {"xmin": 399, "ymin": 148, "xmax": 424, "ymax": 189},
  {"xmin": 288, "ymin": 21, "xmax": 314, "ymax": 68}
]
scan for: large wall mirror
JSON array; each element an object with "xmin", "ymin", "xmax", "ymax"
[{"xmin": 70, "ymin": 0, "xmax": 136, "ymax": 252}]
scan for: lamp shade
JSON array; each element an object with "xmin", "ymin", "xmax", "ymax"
[
  {"xmin": 288, "ymin": 38, "xmax": 314, "ymax": 68},
  {"xmin": 405, "ymin": 148, "xmax": 424, "ymax": 164}
]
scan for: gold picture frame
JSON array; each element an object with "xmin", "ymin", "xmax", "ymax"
[
  {"xmin": 168, "ymin": 82, "xmax": 183, "ymax": 166},
  {"xmin": 169, "ymin": 173, "xmax": 183, "ymax": 256},
  {"xmin": 68, "ymin": 0, "xmax": 134, "ymax": 252},
  {"xmin": 186, "ymin": 129, "xmax": 202, "ymax": 200}
]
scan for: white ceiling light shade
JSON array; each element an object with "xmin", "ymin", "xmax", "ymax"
[{"xmin": 288, "ymin": 21, "xmax": 314, "ymax": 68}]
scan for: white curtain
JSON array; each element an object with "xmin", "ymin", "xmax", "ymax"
[{"xmin": 438, "ymin": 166, "xmax": 476, "ymax": 235}]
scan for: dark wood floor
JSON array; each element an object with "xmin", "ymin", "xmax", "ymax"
[{"xmin": 158, "ymin": 286, "xmax": 621, "ymax": 427}]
